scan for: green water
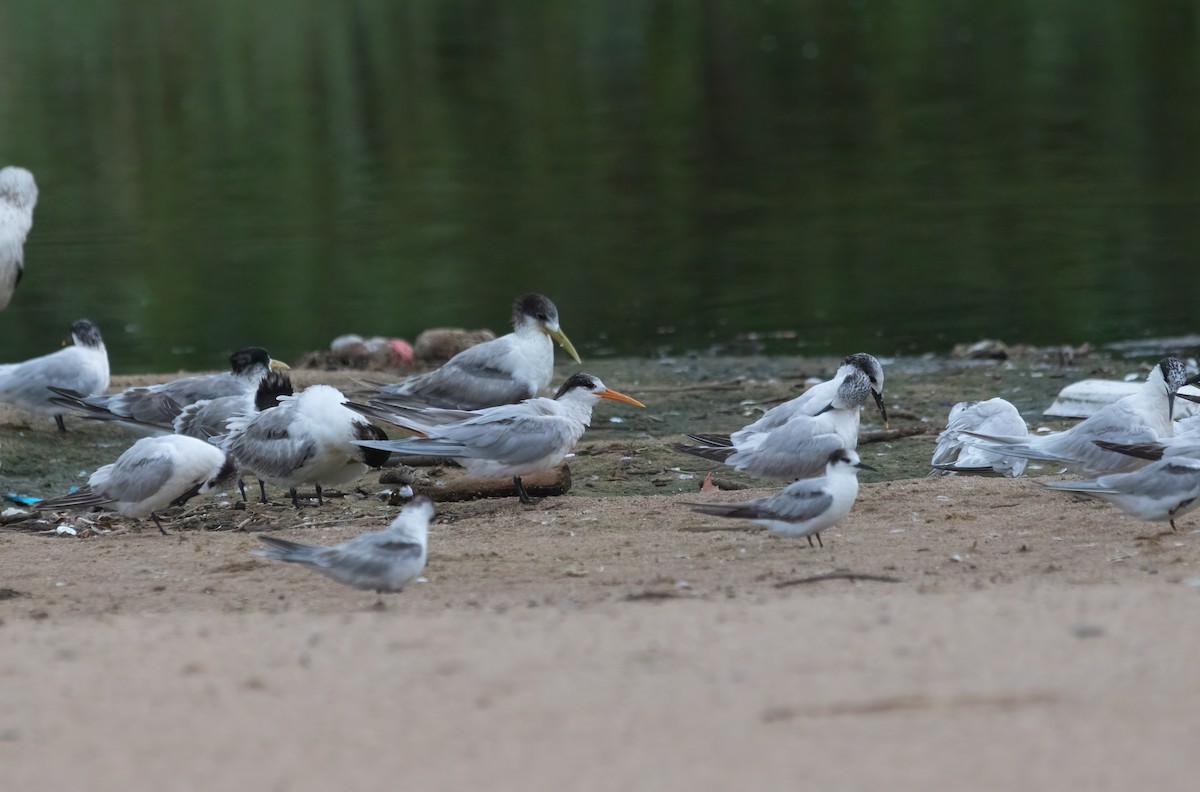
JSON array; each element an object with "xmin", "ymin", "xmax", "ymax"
[{"xmin": 2, "ymin": 0, "xmax": 1198, "ymax": 372}]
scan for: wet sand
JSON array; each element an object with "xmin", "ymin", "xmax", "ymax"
[{"xmin": 4, "ymin": 357, "xmax": 1199, "ymax": 789}]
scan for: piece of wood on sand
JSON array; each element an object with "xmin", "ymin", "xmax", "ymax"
[{"xmin": 381, "ymin": 462, "xmax": 572, "ymax": 502}]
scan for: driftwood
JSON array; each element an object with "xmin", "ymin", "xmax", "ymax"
[
  {"xmin": 381, "ymin": 462, "xmax": 572, "ymax": 503},
  {"xmin": 775, "ymin": 571, "xmax": 901, "ymax": 588}
]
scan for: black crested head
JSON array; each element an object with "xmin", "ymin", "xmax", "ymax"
[
  {"xmin": 255, "ymin": 372, "xmax": 294, "ymax": 411},
  {"xmin": 229, "ymin": 347, "xmax": 272, "ymax": 375},
  {"xmin": 828, "ymin": 448, "xmax": 854, "ymax": 466},
  {"xmin": 207, "ymin": 456, "xmax": 239, "ymax": 490},
  {"xmin": 843, "ymin": 352, "xmax": 883, "ymax": 389},
  {"xmin": 354, "ymin": 422, "xmax": 393, "ymax": 468},
  {"xmin": 513, "ymin": 293, "xmax": 559, "ymax": 327},
  {"xmin": 1159, "ymin": 357, "xmax": 1188, "ymax": 393},
  {"xmin": 554, "ymin": 372, "xmax": 599, "ymax": 399},
  {"xmin": 70, "ymin": 318, "xmax": 104, "ymax": 348}
]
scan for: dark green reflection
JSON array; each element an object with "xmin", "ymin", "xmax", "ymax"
[{"xmin": 1, "ymin": 0, "xmax": 1197, "ymax": 372}]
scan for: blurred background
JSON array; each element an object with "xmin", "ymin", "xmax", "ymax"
[{"xmin": 1, "ymin": 0, "xmax": 1198, "ymax": 373}]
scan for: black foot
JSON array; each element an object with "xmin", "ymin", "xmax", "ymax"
[
  {"xmin": 514, "ymin": 477, "xmax": 541, "ymax": 505},
  {"xmin": 316, "ymin": 484, "xmax": 323, "ymax": 507},
  {"xmin": 151, "ymin": 512, "xmax": 169, "ymax": 536},
  {"xmin": 238, "ymin": 478, "xmax": 248, "ymax": 503},
  {"xmin": 806, "ymin": 535, "xmax": 814, "ymax": 547},
  {"xmin": 258, "ymin": 479, "xmax": 268, "ymax": 504},
  {"xmin": 814, "ymin": 533, "xmax": 823, "ymax": 548},
  {"xmin": 55, "ymin": 415, "xmax": 66, "ymax": 433},
  {"xmin": 290, "ymin": 488, "xmax": 300, "ymax": 509}
]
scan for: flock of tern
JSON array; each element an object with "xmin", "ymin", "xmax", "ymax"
[{"xmin": 4, "ymin": 162, "xmax": 1200, "ymax": 600}]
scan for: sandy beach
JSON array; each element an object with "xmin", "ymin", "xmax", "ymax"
[{"xmin": 4, "ymin": 357, "xmax": 1200, "ymax": 790}]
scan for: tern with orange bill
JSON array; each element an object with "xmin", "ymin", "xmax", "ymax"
[{"xmin": 352, "ymin": 373, "xmax": 644, "ymax": 504}]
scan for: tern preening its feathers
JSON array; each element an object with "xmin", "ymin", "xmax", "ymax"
[
  {"xmin": 352, "ymin": 372, "xmax": 645, "ymax": 504},
  {"xmin": 0, "ymin": 318, "xmax": 109, "ymax": 432},
  {"xmin": 0, "ymin": 165, "xmax": 37, "ymax": 311},
  {"xmin": 371, "ymin": 293, "xmax": 581, "ymax": 410},
  {"xmin": 36, "ymin": 434, "xmax": 236, "ymax": 534},
  {"xmin": 674, "ymin": 367, "xmax": 877, "ymax": 481},
  {"xmin": 930, "ymin": 398, "xmax": 1029, "ymax": 477},
  {"xmin": 217, "ymin": 382, "xmax": 391, "ymax": 508},
  {"xmin": 689, "ymin": 448, "xmax": 875, "ymax": 547}
]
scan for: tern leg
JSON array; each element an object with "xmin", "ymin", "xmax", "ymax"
[
  {"xmin": 1171, "ymin": 519, "xmax": 1178, "ymax": 533},
  {"xmin": 54, "ymin": 415, "xmax": 66, "ymax": 433},
  {"xmin": 806, "ymin": 536, "xmax": 814, "ymax": 548},
  {"xmin": 316, "ymin": 484, "xmax": 323, "ymax": 506},
  {"xmin": 150, "ymin": 512, "xmax": 169, "ymax": 536},
  {"xmin": 814, "ymin": 533, "xmax": 823, "ymax": 548},
  {"xmin": 237, "ymin": 477, "xmax": 248, "ymax": 503},
  {"xmin": 514, "ymin": 476, "xmax": 541, "ymax": 505},
  {"xmin": 258, "ymin": 479, "xmax": 268, "ymax": 504},
  {"xmin": 290, "ymin": 488, "xmax": 300, "ymax": 509}
]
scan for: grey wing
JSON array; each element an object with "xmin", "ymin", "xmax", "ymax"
[
  {"xmin": 0, "ymin": 348, "xmax": 97, "ymax": 404},
  {"xmin": 765, "ymin": 484, "xmax": 836, "ymax": 522},
  {"xmin": 439, "ymin": 411, "xmax": 576, "ymax": 464},
  {"xmin": 226, "ymin": 410, "xmax": 317, "ymax": 478},
  {"xmin": 102, "ymin": 449, "xmax": 180, "ymax": 503},
  {"xmin": 175, "ymin": 395, "xmax": 247, "ymax": 439},
  {"xmin": 1108, "ymin": 460, "xmax": 1200, "ymax": 498},
  {"xmin": 385, "ymin": 340, "xmax": 530, "ymax": 409},
  {"xmin": 314, "ymin": 538, "xmax": 423, "ymax": 583},
  {"xmin": 103, "ymin": 387, "xmax": 186, "ymax": 424},
  {"xmin": 158, "ymin": 372, "xmax": 244, "ymax": 407},
  {"xmin": 1044, "ymin": 423, "xmax": 1161, "ymax": 473},
  {"xmin": 730, "ymin": 424, "xmax": 844, "ymax": 480}
]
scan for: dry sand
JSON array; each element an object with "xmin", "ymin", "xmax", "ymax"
[{"xmin": 4, "ymin": 358, "xmax": 1200, "ymax": 789}]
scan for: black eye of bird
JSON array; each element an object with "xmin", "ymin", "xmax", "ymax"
[{"xmin": 537, "ymin": 313, "xmax": 548, "ymax": 321}]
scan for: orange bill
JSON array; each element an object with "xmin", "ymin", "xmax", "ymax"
[{"xmin": 599, "ymin": 388, "xmax": 645, "ymax": 408}]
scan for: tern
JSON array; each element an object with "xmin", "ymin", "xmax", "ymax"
[
  {"xmin": 254, "ymin": 496, "xmax": 433, "ymax": 599},
  {"xmin": 674, "ymin": 368, "xmax": 876, "ymax": 481},
  {"xmin": 1040, "ymin": 457, "xmax": 1200, "ymax": 532},
  {"xmin": 217, "ymin": 383, "xmax": 392, "ymax": 508},
  {"xmin": 689, "ymin": 448, "xmax": 875, "ymax": 547},
  {"xmin": 962, "ymin": 357, "xmax": 1188, "ymax": 475},
  {"xmin": 351, "ymin": 372, "xmax": 645, "ymax": 504},
  {"xmin": 371, "ymin": 293, "xmax": 581, "ymax": 409},
  {"xmin": 930, "ymin": 398, "xmax": 1029, "ymax": 476},
  {"xmin": 685, "ymin": 353, "xmax": 888, "ymax": 451},
  {"xmin": 50, "ymin": 346, "xmax": 288, "ymax": 430},
  {"xmin": 36, "ymin": 434, "xmax": 236, "ymax": 534},
  {"xmin": 0, "ymin": 318, "xmax": 109, "ymax": 431},
  {"xmin": 0, "ymin": 166, "xmax": 37, "ymax": 311}
]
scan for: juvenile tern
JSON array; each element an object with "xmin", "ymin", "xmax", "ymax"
[
  {"xmin": 0, "ymin": 166, "xmax": 37, "ymax": 311},
  {"xmin": 36, "ymin": 434, "xmax": 236, "ymax": 534},
  {"xmin": 0, "ymin": 318, "xmax": 109, "ymax": 431},
  {"xmin": 688, "ymin": 448, "xmax": 875, "ymax": 547},
  {"xmin": 930, "ymin": 398, "xmax": 1029, "ymax": 476},
  {"xmin": 352, "ymin": 372, "xmax": 645, "ymax": 504},
  {"xmin": 218, "ymin": 383, "xmax": 392, "ymax": 508},
  {"xmin": 685, "ymin": 353, "xmax": 888, "ymax": 450},
  {"xmin": 50, "ymin": 346, "xmax": 288, "ymax": 429},
  {"xmin": 372, "ymin": 293, "xmax": 581, "ymax": 410},
  {"xmin": 675, "ymin": 368, "xmax": 875, "ymax": 480},
  {"xmin": 1040, "ymin": 457, "xmax": 1200, "ymax": 532},
  {"xmin": 254, "ymin": 496, "xmax": 433, "ymax": 598},
  {"xmin": 962, "ymin": 357, "xmax": 1188, "ymax": 475}
]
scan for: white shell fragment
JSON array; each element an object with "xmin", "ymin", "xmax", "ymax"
[{"xmin": 1044, "ymin": 381, "xmax": 1200, "ymax": 419}]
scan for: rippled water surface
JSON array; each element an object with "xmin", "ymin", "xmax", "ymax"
[{"xmin": 2, "ymin": 1, "xmax": 1199, "ymax": 372}]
